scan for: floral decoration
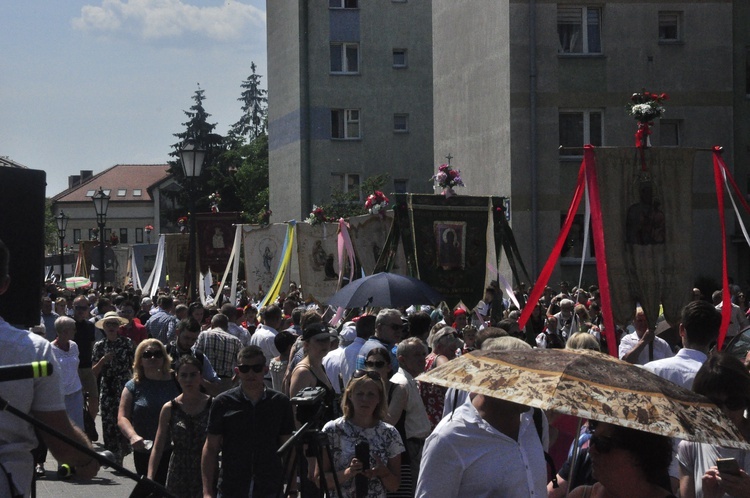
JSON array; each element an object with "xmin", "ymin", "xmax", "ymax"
[
  {"xmin": 259, "ymin": 208, "xmax": 272, "ymax": 226},
  {"xmin": 109, "ymin": 233, "xmax": 119, "ymax": 246},
  {"xmin": 305, "ymin": 205, "xmax": 328, "ymax": 225},
  {"xmin": 144, "ymin": 224, "xmax": 154, "ymax": 232},
  {"xmin": 209, "ymin": 192, "xmax": 221, "ymax": 213},
  {"xmin": 627, "ymin": 90, "xmax": 668, "ymax": 123},
  {"xmin": 365, "ymin": 191, "xmax": 389, "ymax": 217},
  {"xmin": 432, "ymin": 163, "xmax": 465, "ymax": 197},
  {"xmin": 177, "ymin": 216, "xmax": 188, "ymax": 234}
]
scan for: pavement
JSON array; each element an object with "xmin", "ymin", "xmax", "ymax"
[{"xmin": 32, "ymin": 416, "xmax": 139, "ymax": 498}]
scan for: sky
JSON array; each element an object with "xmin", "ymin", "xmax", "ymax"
[{"xmin": 1, "ymin": 0, "xmax": 267, "ymax": 197}]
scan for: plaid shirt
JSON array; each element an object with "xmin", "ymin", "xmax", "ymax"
[{"xmin": 194, "ymin": 328, "xmax": 242, "ymax": 378}]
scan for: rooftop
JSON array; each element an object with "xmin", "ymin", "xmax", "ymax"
[{"xmin": 53, "ymin": 164, "xmax": 172, "ymax": 202}]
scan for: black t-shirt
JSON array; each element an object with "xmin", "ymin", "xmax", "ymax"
[
  {"xmin": 74, "ymin": 319, "xmax": 96, "ymax": 368},
  {"xmin": 207, "ymin": 386, "xmax": 295, "ymax": 497}
]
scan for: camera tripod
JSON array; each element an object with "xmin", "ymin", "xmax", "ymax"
[{"xmin": 278, "ymin": 419, "xmax": 343, "ymax": 498}]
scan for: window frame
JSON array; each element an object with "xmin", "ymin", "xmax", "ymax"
[
  {"xmin": 135, "ymin": 228, "xmax": 144, "ymax": 244},
  {"xmin": 329, "ymin": 0, "xmax": 358, "ymax": 9},
  {"xmin": 392, "ymin": 49, "xmax": 408, "ymax": 68},
  {"xmin": 394, "ymin": 179, "xmax": 408, "ymax": 194},
  {"xmin": 73, "ymin": 229, "xmax": 81, "ymax": 244},
  {"xmin": 658, "ymin": 11, "xmax": 683, "ymax": 44},
  {"xmin": 560, "ymin": 214, "xmax": 596, "ymax": 264},
  {"xmin": 330, "ymin": 173, "xmax": 362, "ymax": 202},
  {"xmin": 393, "ymin": 113, "xmax": 409, "ymax": 133},
  {"xmin": 331, "ymin": 108, "xmax": 361, "ymax": 140},
  {"xmin": 119, "ymin": 228, "xmax": 128, "ymax": 244},
  {"xmin": 330, "ymin": 42, "xmax": 360, "ymax": 74},
  {"xmin": 558, "ymin": 109, "xmax": 604, "ymax": 159},
  {"xmin": 557, "ymin": 5, "xmax": 602, "ymax": 55},
  {"xmin": 659, "ymin": 119, "xmax": 681, "ymax": 147}
]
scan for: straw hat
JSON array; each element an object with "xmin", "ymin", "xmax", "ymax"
[{"xmin": 95, "ymin": 311, "xmax": 129, "ymax": 329}]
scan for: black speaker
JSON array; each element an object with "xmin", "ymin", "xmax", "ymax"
[{"xmin": 0, "ymin": 167, "xmax": 46, "ymax": 328}]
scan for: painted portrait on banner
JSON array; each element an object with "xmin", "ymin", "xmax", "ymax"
[
  {"xmin": 196, "ymin": 212, "xmax": 241, "ymax": 274},
  {"xmin": 243, "ymin": 224, "xmax": 287, "ymax": 296},
  {"xmin": 296, "ymin": 222, "xmax": 340, "ymax": 303},
  {"xmin": 434, "ymin": 221, "xmax": 466, "ymax": 270},
  {"xmin": 349, "ymin": 213, "xmax": 406, "ymax": 275}
]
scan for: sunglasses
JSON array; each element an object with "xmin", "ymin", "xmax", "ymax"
[
  {"xmin": 352, "ymin": 369, "xmax": 382, "ymax": 382},
  {"xmin": 386, "ymin": 322, "xmax": 404, "ymax": 331},
  {"xmin": 237, "ymin": 363, "xmax": 265, "ymax": 374},
  {"xmin": 142, "ymin": 350, "xmax": 164, "ymax": 360},
  {"xmin": 589, "ymin": 433, "xmax": 623, "ymax": 454},
  {"xmin": 364, "ymin": 360, "xmax": 387, "ymax": 369},
  {"xmin": 74, "ymin": 306, "xmax": 89, "ymax": 311},
  {"xmin": 104, "ymin": 321, "xmax": 121, "ymax": 327}
]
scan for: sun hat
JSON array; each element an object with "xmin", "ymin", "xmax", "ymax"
[{"xmin": 95, "ymin": 310, "xmax": 129, "ymax": 329}]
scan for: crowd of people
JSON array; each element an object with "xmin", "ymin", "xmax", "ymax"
[{"xmin": 5, "ymin": 253, "xmax": 750, "ymax": 497}]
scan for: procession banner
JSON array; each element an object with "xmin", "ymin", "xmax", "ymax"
[
  {"xmin": 348, "ymin": 213, "xmax": 407, "ymax": 276},
  {"xmin": 243, "ymin": 223, "xmax": 288, "ymax": 296},
  {"xmin": 164, "ymin": 234, "xmax": 189, "ymax": 287},
  {"xmin": 130, "ymin": 243, "xmax": 159, "ymax": 289},
  {"xmin": 396, "ymin": 194, "xmax": 498, "ymax": 308},
  {"xmin": 196, "ymin": 212, "xmax": 242, "ymax": 275},
  {"xmin": 593, "ymin": 147, "xmax": 695, "ymax": 328},
  {"xmin": 296, "ymin": 221, "xmax": 343, "ymax": 304}
]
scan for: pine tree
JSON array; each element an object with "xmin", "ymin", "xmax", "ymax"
[{"xmin": 229, "ymin": 62, "xmax": 268, "ymax": 143}]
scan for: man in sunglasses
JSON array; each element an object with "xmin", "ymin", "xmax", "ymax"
[
  {"xmin": 202, "ymin": 345, "xmax": 296, "ymax": 498},
  {"xmin": 357, "ymin": 309, "xmax": 404, "ymax": 374}
]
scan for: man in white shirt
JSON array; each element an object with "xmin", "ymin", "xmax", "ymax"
[
  {"xmin": 416, "ymin": 392, "xmax": 547, "ymax": 498},
  {"xmin": 249, "ymin": 304, "xmax": 283, "ymax": 387},
  {"xmin": 619, "ymin": 307, "xmax": 674, "ymax": 365},
  {"xmin": 340, "ymin": 315, "xmax": 376, "ymax": 388},
  {"xmin": 643, "ymin": 300, "xmax": 720, "ymax": 389},
  {"xmin": 390, "ymin": 337, "xmax": 431, "ymax": 494}
]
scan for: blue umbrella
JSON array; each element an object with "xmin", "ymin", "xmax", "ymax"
[{"xmin": 326, "ymin": 272, "xmax": 443, "ymax": 309}]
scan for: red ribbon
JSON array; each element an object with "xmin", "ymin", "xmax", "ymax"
[
  {"xmin": 713, "ymin": 148, "xmax": 732, "ymax": 349},
  {"xmin": 583, "ymin": 146, "xmax": 618, "ymax": 357},
  {"xmin": 519, "ymin": 161, "xmax": 586, "ymax": 330}
]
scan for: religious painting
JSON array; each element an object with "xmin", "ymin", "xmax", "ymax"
[
  {"xmin": 196, "ymin": 212, "xmax": 242, "ymax": 273},
  {"xmin": 625, "ymin": 175, "xmax": 666, "ymax": 245},
  {"xmin": 434, "ymin": 221, "xmax": 466, "ymax": 270}
]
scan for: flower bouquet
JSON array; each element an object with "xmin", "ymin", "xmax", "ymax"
[
  {"xmin": 627, "ymin": 89, "xmax": 668, "ymax": 148},
  {"xmin": 432, "ymin": 163, "xmax": 465, "ymax": 198},
  {"xmin": 306, "ymin": 205, "xmax": 327, "ymax": 225},
  {"xmin": 209, "ymin": 192, "xmax": 222, "ymax": 213},
  {"xmin": 144, "ymin": 224, "xmax": 154, "ymax": 233},
  {"xmin": 177, "ymin": 216, "xmax": 188, "ymax": 234},
  {"xmin": 365, "ymin": 191, "xmax": 389, "ymax": 217}
]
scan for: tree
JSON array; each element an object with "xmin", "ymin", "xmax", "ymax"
[
  {"xmin": 322, "ymin": 173, "xmax": 391, "ymax": 220},
  {"xmin": 165, "ymin": 86, "xmax": 228, "ymax": 218},
  {"xmin": 229, "ymin": 62, "xmax": 268, "ymax": 143}
]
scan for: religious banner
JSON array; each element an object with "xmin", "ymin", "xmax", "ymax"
[
  {"xmin": 80, "ymin": 240, "xmax": 117, "ymax": 283},
  {"xmin": 394, "ymin": 194, "xmax": 506, "ymax": 308},
  {"xmin": 243, "ymin": 223, "xmax": 288, "ymax": 296},
  {"xmin": 196, "ymin": 212, "xmax": 242, "ymax": 274},
  {"xmin": 164, "ymin": 233, "xmax": 189, "ymax": 287},
  {"xmin": 130, "ymin": 243, "xmax": 163, "ymax": 290},
  {"xmin": 296, "ymin": 221, "xmax": 343, "ymax": 303},
  {"xmin": 592, "ymin": 148, "xmax": 695, "ymax": 327},
  {"xmin": 348, "ymin": 213, "xmax": 406, "ymax": 276}
]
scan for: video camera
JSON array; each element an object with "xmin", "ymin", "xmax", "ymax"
[{"xmin": 291, "ymin": 386, "xmax": 327, "ymax": 426}]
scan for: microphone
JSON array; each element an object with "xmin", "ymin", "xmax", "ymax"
[{"xmin": 0, "ymin": 362, "xmax": 53, "ymax": 382}]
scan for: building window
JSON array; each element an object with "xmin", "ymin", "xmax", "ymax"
[
  {"xmin": 329, "ymin": 0, "xmax": 357, "ymax": 8},
  {"xmin": 330, "ymin": 43, "xmax": 359, "ymax": 74},
  {"xmin": 88, "ymin": 229, "xmax": 96, "ymax": 240},
  {"xmin": 560, "ymin": 214, "xmax": 595, "ymax": 262},
  {"xmin": 331, "ymin": 173, "xmax": 362, "ymax": 201},
  {"xmin": 659, "ymin": 120, "xmax": 681, "ymax": 146},
  {"xmin": 73, "ymin": 229, "xmax": 81, "ymax": 243},
  {"xmin": 557, "ymin": 6, "xmax": 602, "ymax": 54},
  {"xmin": 136, "ymin": 228, "xmax": 144, "ymax": 243},
  {"xmin": 394, "ymin": 114, "xmax": 409, "ymax": 133},
  {"xmin": 104, "ymin": 228, "xmax": 112, "ymax": 241},
  {"xmin": 331, "ymin": 109, "xmax": 361, "ymax": 139},
  {"xmin": 393, "ymin": 49, "xmax": 407, "ymax": 68},
  {"xmin": 658, "ymin": 12, "xmax": 682, "ymax": 43},
  {"xmin": 86, "ymin": 190, "xmax": 96, "ymax": 197},
  {"xmin": 119, "ymin": 228, "xmax": 128, "ymax": 244},
  {"xmin": 394, "ymin": 179, "xmax": 408, "ymax": 193},
  {"xmin": 117, "ymin": 188, "xmax": 127, "ymax": 197},
  {"xmin": 559, "ymin": 110, "xmax": 603, "ymax": 157},
  {"xmin": 133, "ymin": 189, "xmax": 142, "ymax": 197}
]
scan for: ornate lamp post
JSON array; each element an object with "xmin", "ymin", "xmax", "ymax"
[
  {"xmin": 91, "ymin": 187, "xmax": 110, "ymax": 287},
  {"xmin": 55, "ymin": 210, "xmax": 69, "ymax": 284},
  {"xmin": 179, "ymin": 139, "xmax": 206, "ymax": 303}
]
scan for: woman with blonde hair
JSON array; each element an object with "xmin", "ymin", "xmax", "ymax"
[
  {"xmin": 566, "ymin": 332, "xmax": 601, "ymax": 352},
  {"xmin": 319, "ymin": 370, "xmax": 404, "ymax": 497},
  {"xmin": 118, "ymin": 338, "xmax": 179, "ymax": 483}
]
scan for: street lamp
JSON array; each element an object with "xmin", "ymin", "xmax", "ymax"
[
  {"xmin": 179, "ymin": 139, "xmax": 206, "ymax": 303},
  {"xmin": 91, "ymin": 187, "xmax": 110, "ymax": 287},
  {"xmin": 55, "ymin": 210, "xmax": 69, "ymax": 284}
]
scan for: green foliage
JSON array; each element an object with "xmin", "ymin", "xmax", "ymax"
[
  {"xmin": 321, "ymin": 173, "xmax": 391, "ymax": 219},
  {"xmin": 44, "ymin": 199, "xmax": 59, "ymax": 254},
  {"xmin": 228, "ymin": 62, "xmax": 268, "ymax": 143}
]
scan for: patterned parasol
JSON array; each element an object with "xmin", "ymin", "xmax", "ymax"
[
  {"xmin": 418, "ymin": 348, "xmax": 750, "ymax": 450},
  {"xmin": 64, "ymin": 276, "xmax": 92, "ymax": 290}
]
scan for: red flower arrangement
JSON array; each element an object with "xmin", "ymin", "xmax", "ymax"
[
  {"xmin": 432, "ymin": 163, "xmax": 465, "ymax": 197},
  {"xmin": 365, "ymin": 191, "xmax": 389, "ymax": 216},
  {"xmin": 144, "ymin": 224, "xmax": 154, "ymax": 232},
  {"xmin": 627, "ymin": 89, "xmax": 669, "ymax": 150},
  {"xmin": 177, "ymin": 216, "xmax": 188, "ymax": 234},
  {"xmin": 305, "ymin": 205, "xmax": 329, "ymax": 225}
]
